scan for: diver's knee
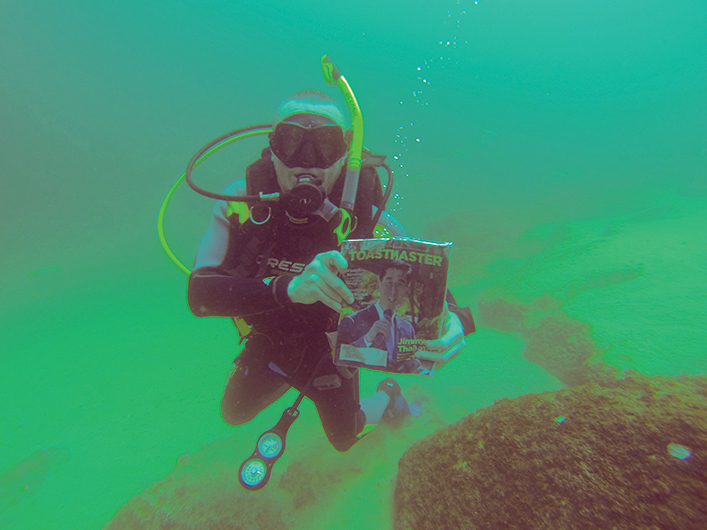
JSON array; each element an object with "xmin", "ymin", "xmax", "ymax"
[
  {"xmin": 329, "ymin": 437, "xmax": 357, "ymax": 453},
  {"xmin": 327, "ymin": 410, "xmax": 366, "ymax": 452},
  {"xmin": 220, "ymin": 401, "xmax": 255, "ymax": 427}
]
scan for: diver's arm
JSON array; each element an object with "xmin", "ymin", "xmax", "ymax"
[
  {"xmin": 418, "ymin": 306, "xmax": 466, "ymax": 368},
  {"xmin": 445, "ymin": 291, "xmax": 475, "ymax": 336},
  {"xmin": 188, "ymin": 268, "xmax": 293, "ymax": 318},
  {"xmin": 187, "ymin": 181, "xmax": 295, "ymax": 318}
]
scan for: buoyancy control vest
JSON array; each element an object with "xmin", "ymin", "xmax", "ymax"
[{"xmin": 222, "ymin": 147, "xmax": 384, "ymax": 281}]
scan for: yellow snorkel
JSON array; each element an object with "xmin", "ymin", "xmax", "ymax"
[{"xmin": 321, "ymin": 55, "xmax": 363, "ymax": 214}]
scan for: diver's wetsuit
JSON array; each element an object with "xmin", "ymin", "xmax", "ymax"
[
  {"xmin": 187, "ymin": 174, "xmax": 398, "ymax": 451},
  {"xmin": 188, "ymin": 169, "xmax": 474, "ymax": 452}
]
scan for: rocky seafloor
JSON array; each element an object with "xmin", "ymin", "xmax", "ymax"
[{"xmin": 394, "ymin": 374, "xmax": 707, "ymax": 530}]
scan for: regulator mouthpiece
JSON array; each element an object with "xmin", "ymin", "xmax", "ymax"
[{"xmin": 283, "ymin": 174, "xmax": 325, "ymax": 218}]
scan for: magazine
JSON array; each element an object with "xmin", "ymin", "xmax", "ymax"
[{"xmin": 335, "ymin": 237, "xmax": 452, "ymax": 375}]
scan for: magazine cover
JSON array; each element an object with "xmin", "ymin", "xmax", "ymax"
[{"xmin": 335, "ymin": 237, "xmax": 452, "ymax": 375}]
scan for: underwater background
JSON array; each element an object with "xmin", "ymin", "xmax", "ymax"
[{"xmin": 1, "ymin": 0, "xmax": 705, "ymax": 528}]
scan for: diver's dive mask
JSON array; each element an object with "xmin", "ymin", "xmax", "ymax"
[{"xmin": 269, "ymin": 118, "xmax": 348, "ymax": 169}]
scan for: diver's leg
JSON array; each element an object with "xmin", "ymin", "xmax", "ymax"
[
  {"xmin": 305, "ymin": 370, "xmax": 415, "ymax": 449},
  {"xmin": 284, "ymin": 336, "xmax": 364, "ymax": 452},
  {"xmin": 359, "ymin": 391, "xmax": 392, "ymax": 424},
  {"xmin": 309, "ymin": 365, "xmax": 365, "ymax": 452},
  {"xmin": 221, "ymin": 334, "xmax": 290, "ymax": 426},
  {"xmin": 360, "ymin": 377, "xmax": 418, "ymax": 428}
]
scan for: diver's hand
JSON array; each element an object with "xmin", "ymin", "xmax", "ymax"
[
  {"xmin": 418, "ymin": 303, "xmax": 466, "ymax": 367},
  {"xmin": 287, "ymin": 251, "xmax": 354, "ymax": 312},
  {"xmin": 364, "ymin": 319, "xmax": 392, "ymax": 344}
]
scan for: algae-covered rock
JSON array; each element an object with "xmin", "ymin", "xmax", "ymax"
[
  {"xmin": 394, "ymin": 374, "xmax": 707, "ymax": 530},
  {"xmin": 103, "ymin": 420, "xmax": 374, "ymax": 530},
  {"xmin": 103, "ymin": 438, "xmax": 290, "ymax": 530},
  {"xmin": 0, "ymin": 447, "xmax": 71, "ymax": 510}
]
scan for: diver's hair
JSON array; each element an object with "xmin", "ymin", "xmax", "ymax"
[
  {"xmin": 274, "ymin": 90, "xmax": 347, "ymax": 128},
  {"xmin": 379, "ymin": 260, "xmax": 413, "ymax": 285}
]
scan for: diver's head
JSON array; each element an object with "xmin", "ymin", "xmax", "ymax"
[
  {"xmin": 378, "ymin": 260, "xmax": 412, "ymax": 311},
  {"xmin": 269, "ymin": 90, "xmax": 349, "ymax": 195}
]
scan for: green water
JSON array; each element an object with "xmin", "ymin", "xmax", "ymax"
[{"xmin": 1, "ymin": 1, "xmax": 705, "ymax": 528}]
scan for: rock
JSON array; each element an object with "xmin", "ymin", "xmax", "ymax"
[
  {"xmin": 0, "ymin": 447, "xmax": 71, "ymax": 509},
  {"xmin": 103, "ymin": 425, "xmax": 370, "ymax": 530},
  {"xmin": 394, "ymin": 374, "xmax": 707, "ymax": 530},
  {"xmin": 103, "ymin": 438, "xmax": 291, "ymax": 530}
]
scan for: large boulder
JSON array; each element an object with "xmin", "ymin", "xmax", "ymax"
[{"xmin": 394, "ymin": 374, "xmax": 707, "ymax": 530}]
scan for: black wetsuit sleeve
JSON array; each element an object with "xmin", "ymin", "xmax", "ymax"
[
  {"xmin": 186, "ymin": 180, "xmax": 295, "ymax": 319},
  {"xmin": 188, "ymin": 268, "xmax": 293, "ymax": 318},
  {"xmin": 446, "ymin": 290, "xmax": 476, "ymax": 336}
]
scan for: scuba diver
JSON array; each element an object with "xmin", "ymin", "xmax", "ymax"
[{"xmin": 174, "ymin": 57, "xmax": 474, "ymax": 489}]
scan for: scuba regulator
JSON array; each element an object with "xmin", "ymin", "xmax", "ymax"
[{"xmin": 283, "ymin": 174, "xmax": 328, "ymax": 218}]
